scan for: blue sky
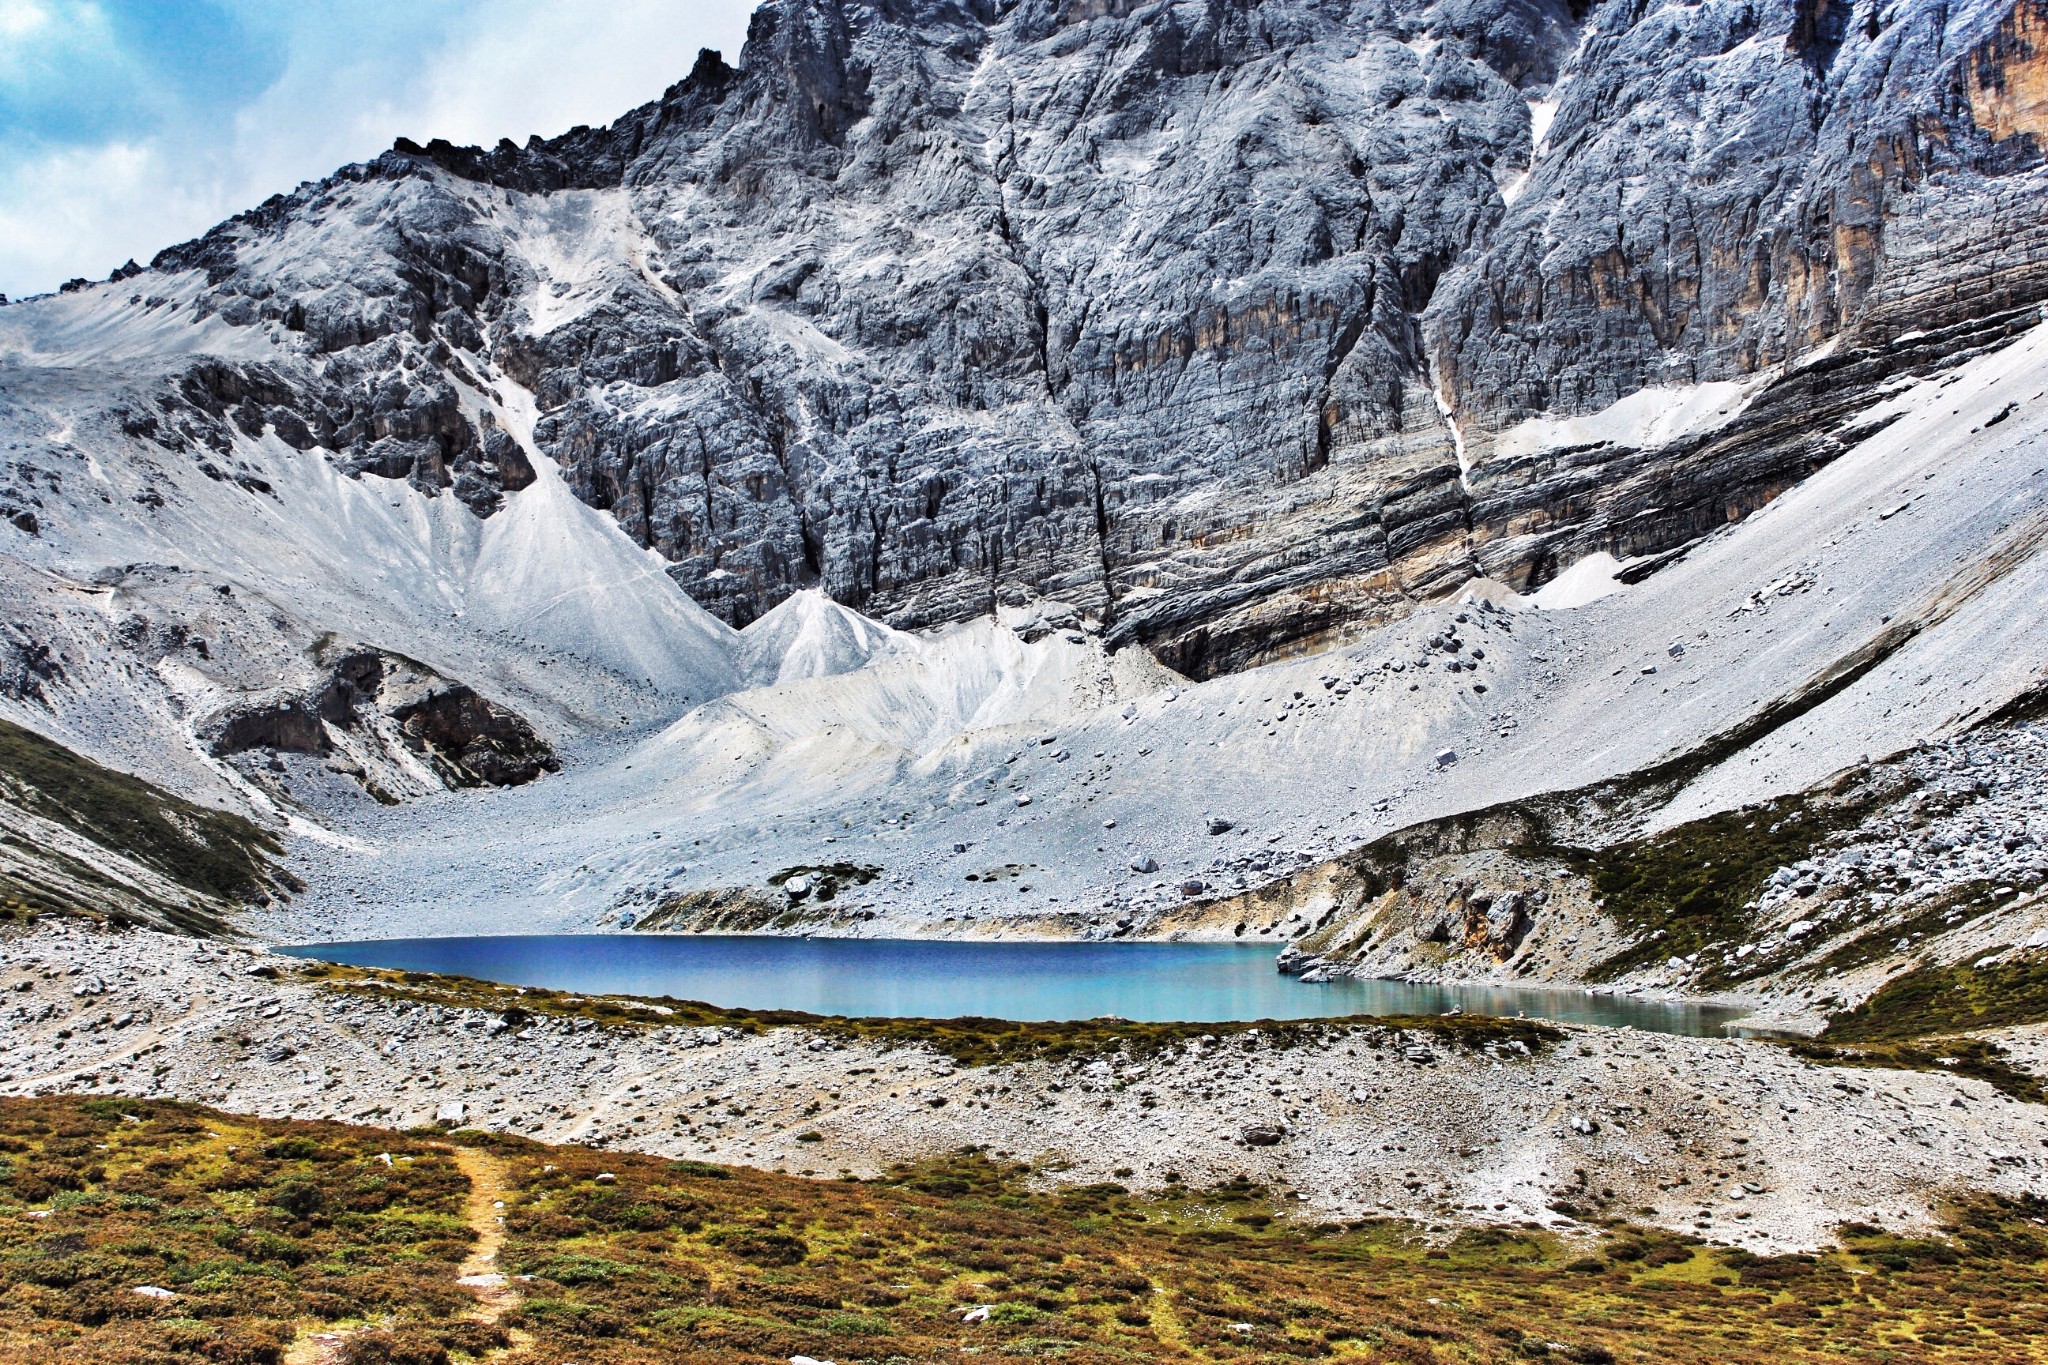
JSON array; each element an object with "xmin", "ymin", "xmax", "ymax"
[{"xmin": 0, "ymin": 0, "xmax": 755, "ymax": 298}]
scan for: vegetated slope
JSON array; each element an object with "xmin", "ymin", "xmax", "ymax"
[
  {"xmin": 0, "ymin": 716, "xmax": 287, "ymax": 935},
  {"xmin": 1239, "ymin": 702, "xmax": 2048, "ymax": 1026},
  {"xmin": 6, "ymin": 1094, "xmax": 2048, "ymax": 1365}
]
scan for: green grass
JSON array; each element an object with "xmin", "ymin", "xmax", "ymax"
[
  {"xmin": 1827, "ymin": 952, "xmax": 2048, "ymax": 1042},
  {"xmin": 0, "ymin": 1096, "xmax": 477, "ymax": 1363},
  {"xmin": 1789, "ymin": 1038, "xmax": 2045, "ymax": 1104},
  {"xmin": 1781, "ymin": 951, "xmax": 2048, "ymax": 1102},
  {"xmin": 1580, "ymin": 771, "xmax": 1911, "ymax": 983},
  {"xmin": 12, "ymin": 1096, "xmax": 2048, "ymax": 1364}
]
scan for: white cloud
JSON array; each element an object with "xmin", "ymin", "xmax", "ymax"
[
  {"xmin": 0, "ymin": 0, "xmax": 93, "ymax": 44},
  {"xmin": 0, "ymin": 0, "xmax": 56, "ymax": 40},
  {"xmin": 0, "ymin": 140, "xmax": 197, "ymax": 291},
  {"xmin": 408, "ymin": 0, "xmax": 756, "ymax": 147},
  {"xmin": 0, "ymin": 1, "xmax": 116, "ymax": 89},
  {"xmin": 0, "ymin": 0, "xmax": 757, "ymax": 298}
]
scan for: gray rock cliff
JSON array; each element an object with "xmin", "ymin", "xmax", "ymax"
[{"xmin": 106, "ymin": 0, "xmax": 2048, "ymax": 674}]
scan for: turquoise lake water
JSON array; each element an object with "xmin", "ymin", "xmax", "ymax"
[{"xmin": 277, "ymin": 935, "xmax": 1745, "ymax": 1036}]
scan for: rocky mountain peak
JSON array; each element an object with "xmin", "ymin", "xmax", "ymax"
[{"xmin": 22, "ymin": 0, "xmax": 2048, "ymax": 680}]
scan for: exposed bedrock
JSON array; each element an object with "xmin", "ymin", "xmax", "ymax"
[
  {"xmin": 390, "ymin": 683, "xmax": 561, "ymax": 789},
  {"xmin": 101, "ymin": 0, "xmax": 2048, "ymax": 676},
  {"xmin": 204, "ymin": 646, "xmax": 558, "ymax": 795}
]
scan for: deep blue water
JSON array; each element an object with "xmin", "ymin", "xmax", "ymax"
[{"xmin": 277, "ymin": 935, "xmax": 1744, "ymax": 1036}]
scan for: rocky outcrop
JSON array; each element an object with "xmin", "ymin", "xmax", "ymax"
[
  {"xmin": 1967, "ymin": 0, "xmax": 2048, "ymax": 142},
  {"xmin": 209, "ymin": 701, "xmax": 329, "ymax": 758},
  {"xmin": 204, "ymin": 647, "xmax": 557, "ymax": 794},
  {"xmin": 391, "ymin": 684, "xmax": 559, "ymax": 789},
  {"xmin": 1235, "ymin": 707, "xmax": 2048, "ymax": 1010},
  {"xmin": 99, "ymin": 0, "xmax": 2048, "ymax": 674}
]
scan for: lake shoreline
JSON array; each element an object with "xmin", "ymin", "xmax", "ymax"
[
  {"xmin": 274, "ymin": 930, "xmax": 1751, "ymax": 1037},
  {"xmin": 9, "ymin": 917, "xmax": 2047, "ymax": 1255}
]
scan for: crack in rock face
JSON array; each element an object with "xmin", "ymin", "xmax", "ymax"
[{"xmin": 71, "ymin": 0, "xmax": 2046, "ymax": 680}]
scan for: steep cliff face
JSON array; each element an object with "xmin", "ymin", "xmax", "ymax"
[
  {"xmin": 27, "ymin": 0, "xmax": 2048, "ymax": 683},
  {"xmin": 1431, "ymin": 0, "xmax": 2048, "ymax": 579}
]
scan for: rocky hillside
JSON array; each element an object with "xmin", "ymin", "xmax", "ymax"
[
  {"xmin": 18, "ymin": 0, "xmax": 2046, "ymax": 679},
  {"xmin": 0, "ymin": 0, "xmax": 2044, "ymax": 960},
  {"xmin": 0, "ymin": 717, "xmax": 289, "ymax": 936}
]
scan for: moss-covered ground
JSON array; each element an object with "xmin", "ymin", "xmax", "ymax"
[
  {"xmin": 7, "ymin": 1095, "xmax": 2048, "ymax": 1364},
  {"xmin": 1788, "ymin": 1037, "xmax": 2045, "ymax": 1104},
  {"xmin": 1767, "ymin": 951, "xmax": 2048, "ymax": 1102},
  {"xmin": 1579, "ymin": 774, "xmax": 1910, "ymax": 985},
  {"xmin": 1829, "ymin": 953, "xmax": 2048, "ymax": 1042},
  {"xmin": 0, "ymin": 1096, "xmax": 477, "ymax": 1364}
]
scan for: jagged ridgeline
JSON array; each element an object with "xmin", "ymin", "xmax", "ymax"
[{"xmin": 99, "ymin": 0, "xmax": 2048, "ymax": 676}]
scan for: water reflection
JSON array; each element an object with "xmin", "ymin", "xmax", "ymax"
[{"xmin": 279, "ymin": 934, "xmax": 1745, "ymax": 1037}]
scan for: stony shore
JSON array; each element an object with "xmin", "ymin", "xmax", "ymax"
[{"xmin": 6, "ymin": 918, "xmax": 2046, "ymax": 1254}]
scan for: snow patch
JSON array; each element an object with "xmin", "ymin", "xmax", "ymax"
[
  {"xmin": 1493, "ymin": 380, "xmax": 1760, "ymax": 460},
  {"xmin": 1529, "ymin": 97, "xmax": 1560, "ymax": 153},
  {"xmin": 1519, "ymin": 552, "xmax": 1632, "ymax": 610}
]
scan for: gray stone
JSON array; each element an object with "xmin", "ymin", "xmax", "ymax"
[{"xmin": 115, "ymin": 0, "xmax": 2048, "ymax": 678}]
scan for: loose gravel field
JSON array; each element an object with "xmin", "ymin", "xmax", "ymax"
[{"xmin": 7, "ymin": 919, "xmax": 2047, "ymax": 1253}]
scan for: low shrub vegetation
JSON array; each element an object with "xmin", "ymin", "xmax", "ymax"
[
  {"xmin": 0, "ymin": 715, "xmax": 289, "ymax": 934},
  {"xmin": 1828, "ymin": 952, "xmax": 2048, "ymax": 1041},
  {"xmin": 0, "ymin": 1096, "xmax": 474, "ymax": 1362},
  {"xmin": 7, "ymin": 1096, "xmax": 2048, "ymax": 1362}
]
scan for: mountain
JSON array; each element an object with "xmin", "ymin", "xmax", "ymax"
[
  {"xmin": 0, "ymin": 0, "xmax": 2043, "ymax": 1027},
  {"xmin": 736, "ymin": 587, "xmax": 909, "ymax": 685},
  {"xmin": 20, "ymin": 0, "xmax": 2046, "ymax": 673}
]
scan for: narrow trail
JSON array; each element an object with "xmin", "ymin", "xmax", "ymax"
[
  {"xmin": 452, "ymin": 1145, "xmax": 521, "ymax": 1321},
  {"xmin": 283, "ymin": 1145, "xmax": 523, "ymax": 1364}
]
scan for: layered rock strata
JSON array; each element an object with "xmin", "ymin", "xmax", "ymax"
[{"xmin": 78, "ymin": 0, "xmax": 2046, "ymax": 675}]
